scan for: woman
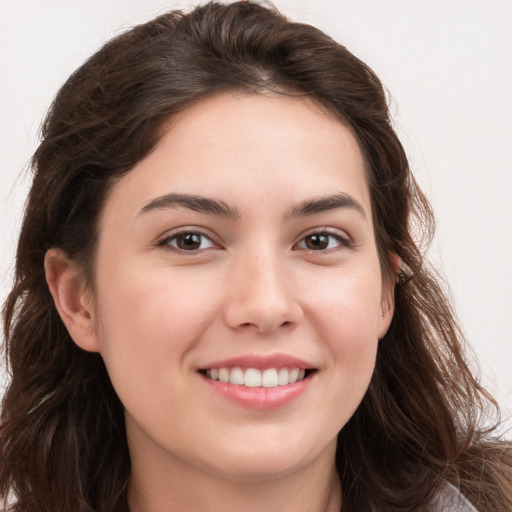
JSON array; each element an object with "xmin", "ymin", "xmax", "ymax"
[{"xmin": 1, "ymin": 2, "xmax": 510, "ymax": 511}]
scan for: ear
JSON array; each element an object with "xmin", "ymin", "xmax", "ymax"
[
  {"xmin": 377, "ymin": 252, "xmax": 400, "ymax": 339},
  {"xmin": 44, "ymin": 248, "xmax": 101, "ymax": 352}
]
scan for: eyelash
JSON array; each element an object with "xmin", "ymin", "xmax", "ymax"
[
  {"xmin": 294, "ymin": 229, "xmax": 353, "ymax": 253},
  {"xmin": 157, "ymin": 229, "xmax": 219, "ymax": 252},
  {"xmin": 157, "ymin": 227, "xmax": 352, "ymax": 255}
]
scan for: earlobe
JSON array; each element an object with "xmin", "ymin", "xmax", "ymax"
[{"xmin": 44, "ymin": 248, "xmax": 100, "ymax": 352}]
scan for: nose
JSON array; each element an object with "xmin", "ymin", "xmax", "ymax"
[{"xmin": 223, "ymin": 250, "xmax": 303, "ymax": 335}]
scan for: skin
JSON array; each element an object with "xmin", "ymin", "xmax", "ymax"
[{"xmin": 46, "ymin": 92, "xmax": 394, "ymax": 512}]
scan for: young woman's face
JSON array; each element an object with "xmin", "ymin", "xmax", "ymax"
[{"xmin": 84, "ymin": 93, "xmax": 393, "ymax": 481}]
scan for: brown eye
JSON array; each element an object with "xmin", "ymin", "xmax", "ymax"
[
  {"xmin": 296, "ymin": 231, "xmax": 350, "ymax": 252},
  {"xmin": 304, "ymin": 234, "xmax": 329, "ymax": 250},
  {"xmin": 161, "ymin": 232, "xmax": 216, "ymax": 251},
  {"xmin": 176, "ymin": 233, "xmax": 202, "ymax": 250}
]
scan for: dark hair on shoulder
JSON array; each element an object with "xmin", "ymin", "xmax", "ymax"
[{"xmin": 1, "ymin": 2, "xmax": 511, "ymax": 511}]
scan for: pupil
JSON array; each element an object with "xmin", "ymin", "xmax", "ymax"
[
  {"xmin": 306, "ymin": 234, "xmax": 328, "ymax": 250},
  {"xmin": 178, "ymin": 233, "xmax": 201, "ymax": 250}
]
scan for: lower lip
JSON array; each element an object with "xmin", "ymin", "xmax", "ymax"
[{"xmin": 201, "ymin": 374, "xmax": 312, "ymax": 410}]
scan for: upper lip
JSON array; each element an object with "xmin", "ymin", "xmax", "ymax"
[{"xmin": 199, "ymin": 353, "xmax": 316, "ymax": 370}]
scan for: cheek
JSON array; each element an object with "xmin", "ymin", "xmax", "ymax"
[
  {"xmin": 91, "ymin": 257, "xmax": 224, "ymax": 396},
  {"xmin": 95, "ymin": 258, "xmax": 217, "ymax": 343},
  {"xmin": 304, "ymin": 264, "xmax": 383, "ymax": 343},
  {"xmin": 91, "ymin": 261, "xmax": 224, "ymax": 431},
  {"xmin": 302, "ymin": 266, "xmax": 382, "ymax": 400}
]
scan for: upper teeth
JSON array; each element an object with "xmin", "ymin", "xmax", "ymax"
[{"xmin": 206, "ymin": 367, "xmax": 307, "ymax": 388}]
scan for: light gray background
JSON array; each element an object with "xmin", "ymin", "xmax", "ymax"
[{"xmin": 1, "ymin": 0, "xmax": 511, "ymax": 430}]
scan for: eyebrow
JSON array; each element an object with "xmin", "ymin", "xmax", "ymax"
[
  {"xmin": 138, "ymin": 191, "xmax": 366, "ymax": 220},
  {"xmin": 289, "ymin": 193, "xmax": 366, "ymax": 219},
  {"xmin": 139, "ymin": 193, "xmax": 240, "ymax": 219}
]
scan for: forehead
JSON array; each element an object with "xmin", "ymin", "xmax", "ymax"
[
  {"xmin": 163, "ymin": 92, "xmax": 364, "ymax": 171},
  {"xmin": 102, "ymin": 92, "xmax": 370, "ymax": 221}
]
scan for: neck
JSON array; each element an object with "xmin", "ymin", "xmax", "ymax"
[{"xmin": 127, "ymin": 436, "xmax": 341, "ymax": 512}]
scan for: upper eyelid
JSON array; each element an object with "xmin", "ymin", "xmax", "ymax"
[
  {"xmin": 157, "ymin": 226, "xmax": 216, "ymax": 241},
  {"xmin": 156, "ymin": 227, "xmax": 222, "ymax": 250},
  {"xmin": 292, "ymin": 230, "xmax": 355, "ymax": 255},
  {"xmin": 295, "ymin": 226, "xmax": 353, "ymax": 243}
]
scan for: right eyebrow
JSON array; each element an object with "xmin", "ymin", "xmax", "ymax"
[{"xmin": 138, "ymin": 193, "xmax": 240, "ymax": 220}]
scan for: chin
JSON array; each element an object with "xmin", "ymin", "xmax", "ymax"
[
  {"xmin": 198, "ymin": 431, "xmax": 337, "ymax": 483},
  {"xmin": 209, "ymin": 453, "xmax": 309, "ymax": 483}
]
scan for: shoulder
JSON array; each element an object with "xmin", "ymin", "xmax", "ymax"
[{"xmin": 427, "ymin": 482, "xmax": 480, "ymax": 512}]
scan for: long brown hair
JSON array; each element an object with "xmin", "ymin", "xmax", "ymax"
[{"xmin": 1, "ymin": 2, "xmax": 511, "ymax": 511}]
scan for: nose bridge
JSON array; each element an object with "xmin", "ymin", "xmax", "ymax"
[{"xmin": 224, "ymin": 245, "xmax": 302, "ymax": 333}]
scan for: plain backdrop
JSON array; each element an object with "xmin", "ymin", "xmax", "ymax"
[{"xmin": 1, "ymin": 0, "xmax": 511, "ymax": 430}]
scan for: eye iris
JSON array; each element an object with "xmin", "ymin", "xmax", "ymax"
[
  {"xmin": 305, "ymin": 234, "xmax": 329, "ymax": 250},
  {"xmin": 177, "ymin": 233, "xmax": 202, "ymax": 250}
]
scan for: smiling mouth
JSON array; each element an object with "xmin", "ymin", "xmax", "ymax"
[{"xmin": 200, "ymin": 367, "xmax": 316, "ymax": 388}]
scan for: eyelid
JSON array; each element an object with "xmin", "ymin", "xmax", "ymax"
[
  {"xmin": 293, "ymin": 227, "xmax": 354, "ymax": 252},
  {"xmin": 156, "ymin": 226, "xmax": 223, "ymax": 252}
]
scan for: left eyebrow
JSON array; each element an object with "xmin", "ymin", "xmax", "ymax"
[{"xmin": 288, "ymin": 193, "xmax": 367, "ymax": 219}]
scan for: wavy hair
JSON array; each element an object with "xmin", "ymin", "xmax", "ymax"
[{"xmin": 1, "ymin": 2, "xmax": 511, "ymax": 511}]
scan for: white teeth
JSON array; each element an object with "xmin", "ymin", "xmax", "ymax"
[
  {"xmin": 230, "ymin": 367, "xmax": 245, "ymax": 385},
  {"xmin": 218, "ymin": 368, "xmax": 230, "ymax": 383},
  {"xmin": 262, "ymin": 368, "xmax": 278, "ymax": 388},
  {"xmin": 244, "ymin": 368, "xmax": 262, "ymax": 387},
  {"xmin": 205, "ymin": 367, "xmax": 309, "ymax": 388},
  {"xmin": 278, "ymin": 368, "xmax": 290, "ymax": 385}
]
